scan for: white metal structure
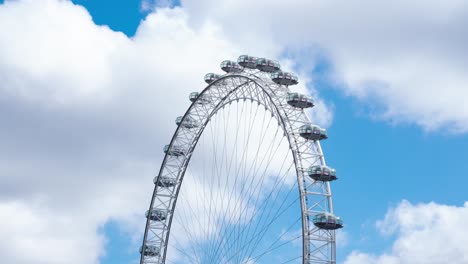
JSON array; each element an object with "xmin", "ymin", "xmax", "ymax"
[{"xmin": 140, "ymin": 55, "xmax": 342, "ymax": 264}]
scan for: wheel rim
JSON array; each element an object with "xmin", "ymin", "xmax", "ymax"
[{"xmin": 140, "ymin": 65, "xmax": 340, "ymax": 264}]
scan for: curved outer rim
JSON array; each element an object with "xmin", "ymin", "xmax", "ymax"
[{"xmin": 140, "ymin": 72, "xmax": 336, "ymax": 264}]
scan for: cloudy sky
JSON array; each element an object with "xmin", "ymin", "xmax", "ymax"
[{"xmin": 1, "ymin": 0, "xmax": 468, "ymax": 263}]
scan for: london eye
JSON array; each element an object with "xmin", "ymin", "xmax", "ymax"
[{"xmin": 140, "ymin": 55, "xmax": 343, "ymax": 264}]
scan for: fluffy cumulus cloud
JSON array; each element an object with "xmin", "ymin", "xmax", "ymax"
[
  {"xmin": 0, "ymin": 0, "xmax": 329, "ymax": 263},
  {"xmin": 181, "ymin": 0, "xmax": 468, "ymax": 132},
  {"xmin": 344, "ymin": 200, "xmax": 468, "ymax": 264}
]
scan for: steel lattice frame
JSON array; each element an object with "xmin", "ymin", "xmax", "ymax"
[{"xmin": 140, "ymin": 68, "xmax": 337, "ymax": 264}]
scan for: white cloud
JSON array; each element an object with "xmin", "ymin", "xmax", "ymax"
[
  {"xmin": 336, "ymin": 230, "xmax": 349, "ymax": 248},
  {"xmin": 181, "ymin": 0, "xmax": 468, "ymax": 132},
  {"xmin": 344, "ymin": 200, "xmax": 468, "ymax": 264},
  {"xmin": 0, "ymin": 201, "xmax": 106, "ymax": 264},
  {"xmin": 140, "ymin": 0, "xmax": 176, "ymax": 12},
  {"xmin": 140, "ymin": 0, "xmax": 153, "ymax": 12}
]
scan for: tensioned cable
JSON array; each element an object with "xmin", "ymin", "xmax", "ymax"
[
  {"xmin": 166, "ymin": 86, "xmax": 311, "ymax": 263},
  {"xmin": 218, "ymin": 129, "xmax": 294, "ymax": 260},
  {"xmin": 207, "ymin": 101, "xmax": 302, "ymax": 262},
  {"xmin": 174, "ymin": 100, "xmax": 251, "ymax": 262},
  {"xmin": 210, "ymin": 115, "xmax": 282, "ymax": 261},
  {"xmin": 219, "ymin": 196, "xmax": 302, "ymax": 264},
  {"xmin": 209, "ymin": 100, "xmax": 262, "ymax": 263},
  {"xmin": 207, "ymin": 105, "xmax": 272, "ymax": 262},
  {"xmin": 210, "ymin": 105, "xmax": 284, "ymax": 262},
  {"xmin": 248, "ymin": 216, "xmax": 302, "ymax": 262}
]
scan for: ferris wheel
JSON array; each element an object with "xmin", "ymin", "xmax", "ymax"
[{"xmin": 140, "ymin": 55, "xmax": 343, "ymax": 264}]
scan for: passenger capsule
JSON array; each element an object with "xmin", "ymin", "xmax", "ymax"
[
  {"xmin": 163, "ymin": 144, "xmax": 185, "ymax": 156},
  {"xmin": 286, "ymin": 93, "xmax": 314, "ymax": 108},
  {"xmin": 313, "ymin": 213, "xmax": 343, "ymax": 230},
  {"xmin": 308, "ymin": 165, "xmax": 337, "ymax": 182},
  {"xmin": 140, "ymin": 245, "xmax": 159, "ymax": 256},
  {"xmin": 175, "ymin": 116, "xmax": 199, "ymax": 129},
  {"xmin": 237, "ymin": 55, "xmax": 258, "ymax": 69},
  {"xmin": 189, "ymin": 92, "xmax": 211, "ymax": 104},
  {"xmin": 153, "ymin": 176, "xmax": 177, "ymax": 187},
  {"xmin": 271, "ymin": 71, "xmax": 299, "ymax": 86},
  {"xmin": 204, "ymin": 73, "xmax": 222, "ymax": 84},
  {"xmin": 220, "ymin": 60, "xmax": 243, "ymax": 73},
  {"xmin": 145, "ymin": 209, "xmax": 168, "ymax": 221},
  {"xmin": 189, "ymin": 92, "xmax": 199, "ymax": 102},
  {"xmin": 256, "ymin": 58, "xmax": 281, "ymax": 72},
  {"xmin": 299, "ymin": 124, "xmax": 328, "ymax": 140}
]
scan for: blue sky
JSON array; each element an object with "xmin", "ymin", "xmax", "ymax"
[
  {"xmin": 71, "ymin": 0, "xmax": 144, "ymax": 36},
  {"xmin": 1, "ymin": 0, "xmax": 468, "ymax": 264}
]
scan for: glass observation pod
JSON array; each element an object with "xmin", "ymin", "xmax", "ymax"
[
  {"xmin": 271, "ymin": 71, "xmax": 299, "ymax": 86},
  {"xmin": 175, "ymin": 116, "xmax": 199, "ymax": 129},
  {"xmin": 237, "ymin": 55, "xmax": 258, "ymax": 69},
  {"xmin": 153, "ymin": 176, "xmax": 177, "ymax": 187},
  {"xmin": 299, "ymin": 124, "xmax": 328, "ymax": 140},
  {"xmin": 140, "ymin": 245, "xmax": 159, "ymax": 257},
  {"xmin": 256, "ymin": 58, "xmax": 281, "ymax": 72},
  {"xmin": 312, "ymin": 213, "xmax": 343, "ymax": 230},
  {"xmin": 220, "ymin": 60, "xmax": 243, "ymax": 73},
  {"xmin": 204, "ymin": 73, "xmax": 222, "ymax": 84},
  {"xmin": 189, "ymin": 92, "xmax": 211, "ymax": 104},
  {"xmin": 286, "ymin": 92, "xmax": 314, "ymax": 108},
  {"xmin": 163, "ymin": 144, "xmax": 185, "ymax": 156},
  {"xmin": 308, "ymin": 165, "xmax": 337, "ymax": 182},
  {"xmin": 145, "ymin": 209, "xmax": 168, "ymax": 221}
]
